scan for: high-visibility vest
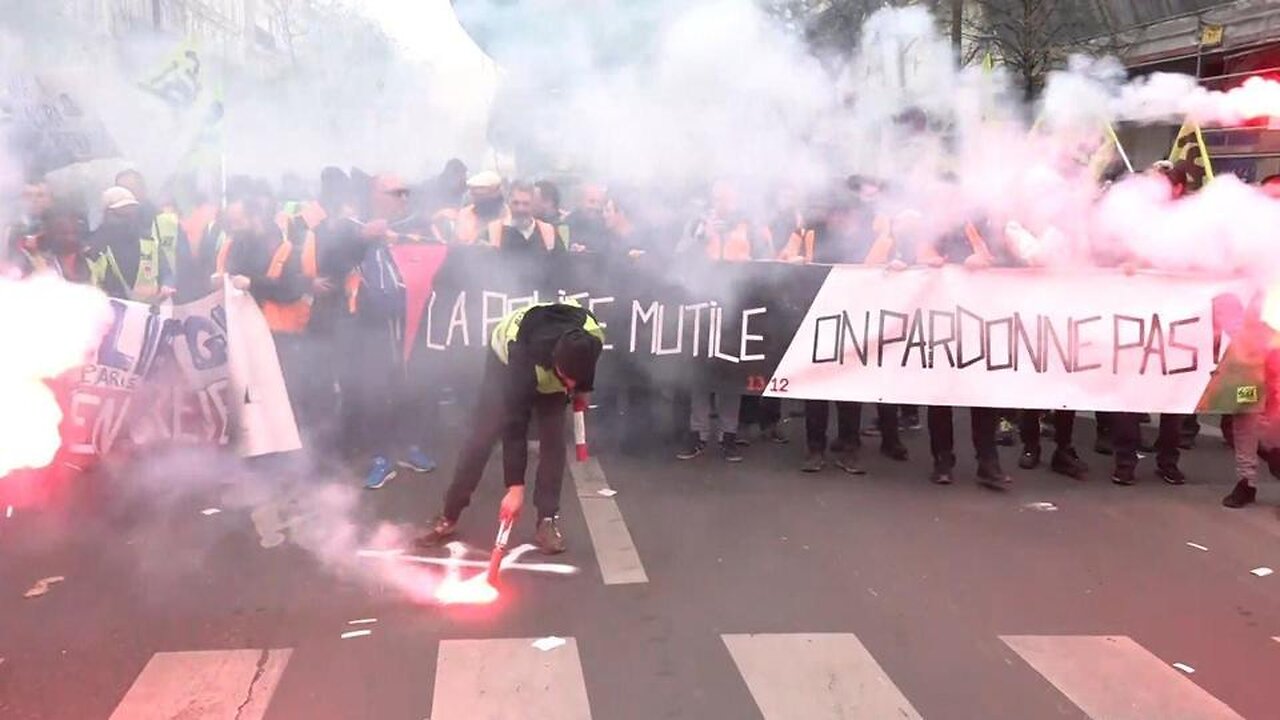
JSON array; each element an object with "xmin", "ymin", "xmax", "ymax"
[
  {"xmin": 261, "ymin": 231, "xmax": 318, "ymax": 334},
  {"xmin": 87, "ymin": 236, "xmax": 162, "ymax": 302},
  {"xmin": 706, "ymin": 220, "xmax": 754, "ymax": 261},
  {"xmin": 455, "ymin": 204, "xmax": 509, "ymax": 244},
  {"xmin": 782, "ymin": 228, "xmax": 817, "ymax": 263},
  {"xmin": 213, "ymin": 228, "xmax": 234, "ymax": 275},
  {"xmin": 490, "ymin": 300, "xmax": 605, "ymax": 395},
  {"xmin": 487, "ymin": 219, "xmax": 557, "ymax": 251},
  {"xmin": 152, "ymin": 212, "xmax": 181, "ymax": 275}
]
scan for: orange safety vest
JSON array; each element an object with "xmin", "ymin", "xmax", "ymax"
[
  {"xmin": 455, "ymin": 204, "xmax": 510, "ymax": 244},
  {"xmin": 214, "ymin": 231, "xmax": 235, "ymax": 276},
  {"xmin": 782, "ymin": 227, "xmax": 817, "ymax": 263},
  {"xmin": 706, "ymin": 220, "xmax": 754, "ymax": 262},
  {"xmin": 261, "ymin": 231, "xmax": 318, "ymax": 334},
  {"xmin": 487, "ymin": 219, "xmax": 557, "ymax": 251}
]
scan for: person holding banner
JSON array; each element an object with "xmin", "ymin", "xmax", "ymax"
[
  {"xmin": 414, "ymin": 300, "xmax": 604, "ymax": 555},
  {"xmin": 342, "ymin": 175, "xmax": 437, "ymax": 488},
  {"xmin": 783, "ymin": 188, "xmax": 908, "ymax": 473},
  {"xmin": 917, "ymin": 218, "xmax": 1012, "ymax": 487},
  {"xmin": 674, "ymin": 180, "xmax": 768, "ymax": 463}
]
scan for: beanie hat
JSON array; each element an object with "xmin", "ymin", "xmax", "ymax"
[{"xmin": 552, "ymin": 329, "xmax": 604, "ymax": 392}]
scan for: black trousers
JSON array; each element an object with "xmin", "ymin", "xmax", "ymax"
[
  {"xmin": 1112, "ymin": 412, "xmax": 1181, "ymax": 472},
  {"xmin": 805, "ymin": 401, "xmax": 900, "ymax": 453},
  {"xmin": 443, "ymin": 356, "xmax": 566, "ymax": 522},
  {"xmin": 1019, "ymin": 410, "xmax": 1075, "ymax": 452},
  {"xmin": 928, "ymin": 406, "xmax": 998, "ymax": 468},
  {"xmin": 273, "ymin": 332, "xmax": 335, "ymax": 451}
]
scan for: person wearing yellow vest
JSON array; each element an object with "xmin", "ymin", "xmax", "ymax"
[
  {"xmin": 87, "ymin": 186, "xmax": 175, "ymax": 303},
  {"xmin": 415, "ymin": 300, "xmax": 605, "ymax": 555},
  {"xmin": 116, "ymin": 169, "xmax": 183, "ymax": 289}
]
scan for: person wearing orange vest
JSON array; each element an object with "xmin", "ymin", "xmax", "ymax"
[
  {"xmin": 674, "ymin": 180, "xmax": 768, "ymax": 464},
  {"xmin": 452, "ymin": 170, "xmax": 508, "ymax": 245},
  {"xmin": 222, "ymin": 192, "xmax": 326, "ymax": 442},
  {"xmin": 486, "ymin": 181, "xmax": 559, "ymax": 256}
]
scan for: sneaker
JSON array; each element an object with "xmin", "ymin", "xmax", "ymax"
[
  {"xmin": 901, "ymin": 413, "xmax": 922, "ymax": 431},
  {"xmin": 399, "ymin": 446, "xmax": 437, "ymax": 473},
  {"xmin": 880, "ymin": 442, "xmax": 909, "ymax": 461},
  {"xmin": 1094, "ymin": 435, "xmax": 1114, "ymax": 456},
  {"xmin": 676, "ymin": 434, "xmax": 706, "ymax": 460},
  {"xmin": 1112, "ymin": 466, "xmax": 1136, "ymax": 486},
  {"xmin": 996, "ymin": 419, "xmax": 1017, "ymax": 447},
  {"xmin": 364, "ymin": 456, "xmax": 397, "ymax": 489},
  {"xmin": 1222, "ymin": 480, "xmax": 1257, "ymax": 509},
  {"xmin": 800, "ymin": 451, "xmax": 825, "ymax": 473},
  {"xmin": 1018, "ymin": 448, "xmax": 1041, "ymax": 470},
  {"xmin": 735, "ymin": 434, "xmax": 752, "ymax": 447},
  {"xmin": 1050, "ymin": 447, "xmax": 1088, "ymax": 480},
  {"xmin": 861, "ymin": 421, "xmax": 882, "ymax": 437},
  {"xmin": 721, "ymin": 434, "xmax": 744, "ymax": 463},
  {"xmin": 1156, "ymin": 465, "xmax": 1186, "ymax": 486},
  {"xmin": 977, "ymin": 458, "xmax": 1011, "ymax": 488},
  {"xmin": 412, "ymin": 514, "xmax": 457, "ymax": 548},
  {"xmin": 533, "ymin": 516, "xmax": 567, "ymax": 554},
  {"xmin": 834, "ymin": 450, "xmax": 866, "ymax": 475},
  {"xmin": 930, "ymin": 468, "xmax": 953, "ymax": 485},
  {"xmin": 762, "ymin": 424, "xmax": 789, "ymax": 444}
]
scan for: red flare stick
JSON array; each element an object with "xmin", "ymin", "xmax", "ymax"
[{"xmin": 486, "ymin": 517, "xmax": 515, "ymax": 586}]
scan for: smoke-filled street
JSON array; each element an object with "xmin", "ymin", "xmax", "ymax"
[
  {"xmin": 9, "ymin": 0, "xmax": 1280, "ymax": 718},
  {"xmin": 4, "ymin": 413, "xmax": 1280, "ymax": 719}
]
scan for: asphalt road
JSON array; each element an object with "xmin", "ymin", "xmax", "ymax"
[{"xmin": 2, "ymin": 412, "xmax": 1280, "ymax": 719}]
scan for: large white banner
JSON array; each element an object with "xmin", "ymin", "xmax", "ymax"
[
  {"xmin": 766, "ymin": 266, "xmax": 1259, "ymax": 414},
  {"xmin": 65, "ymin": 286, "xmax": 299, "ymax": 458}
]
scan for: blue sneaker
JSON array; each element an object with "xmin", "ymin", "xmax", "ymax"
[
  {"xmin": 398, "ymin": 446, "xmax": 437, "ymax": 473},
  {"xmin": 364, "ymin": 456, "xmax": 397, "ymax": 489}
]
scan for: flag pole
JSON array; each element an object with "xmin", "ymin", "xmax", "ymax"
[{"xmin": 1105, "ymin": 123, "xmax": 1134, "ymax": 174}]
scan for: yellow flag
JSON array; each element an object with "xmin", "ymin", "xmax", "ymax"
[
  {"xmin": 138, "ymin": 39, "xmax": 203, "ymax": 109},
  {"xmin": 1087, "ymin": 122, "xmax": 1133, "ymax": 180},
  {"xmin": 982, "ymin": 51, "xmax": 994, "ymax": 74},
  {"xmin": 1168, "ymin": 118, "xmax": 1215, "ymax": 189}
]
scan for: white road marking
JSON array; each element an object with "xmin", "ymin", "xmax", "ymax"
[
  {"xmin": 568, "ymin": 456, "xmax": 648, "ymax": 585},
  {"xmin": 1003, "ymin": 635, "xmax": 1244, "ymax": 719},
  {"xmin": 108, "ymin": 648, "xmax": 292, "ymax": 720},
  {"xmin": 430, "ymin": 637, "xmax": 592, "ymax": 720},
  {"xmin": 722, "ymin": 633, "xmax": 922, "ymax": 720}
]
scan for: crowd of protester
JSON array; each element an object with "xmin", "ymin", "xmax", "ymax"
[{"xmin": 6, "ymin": 158, "xmax": 1280, "ymax": 512}]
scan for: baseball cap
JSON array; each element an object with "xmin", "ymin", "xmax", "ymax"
[
  {"xmin": 466, "ymin": 170, "xmax": 503, "ymax": 189},
  {"xmin": 101, "ymin": 186, "xmax": 139, "ymax": 211}
]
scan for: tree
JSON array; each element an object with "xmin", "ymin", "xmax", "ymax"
[
  {"xmin": 964, "ymin": 0, "xmax": 1125, "ymax": 99},
  {"xmin": 765, "ymin": 0, "xmax": 961, "ymax": 61}
]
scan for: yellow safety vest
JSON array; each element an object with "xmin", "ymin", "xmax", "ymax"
[
  {"xmin": 87, "ymin": 237, "xmax": 162, "ymax": 302},
  {"xmin": 152, "ymin": 212, "xmax": 180, "ymax": 275},
  {"xmin": 490, "ymin": 300, "xmax": 605, "ymax": 394}
]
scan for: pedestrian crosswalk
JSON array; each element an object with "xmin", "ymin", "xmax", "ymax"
[
  {"xmin": 108, "ymin": 648, "xmax": 292, "ymax": 720},
  {"xmin": 105, "ymin": 633, "xmax": 1250, "ymax": 719}
]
